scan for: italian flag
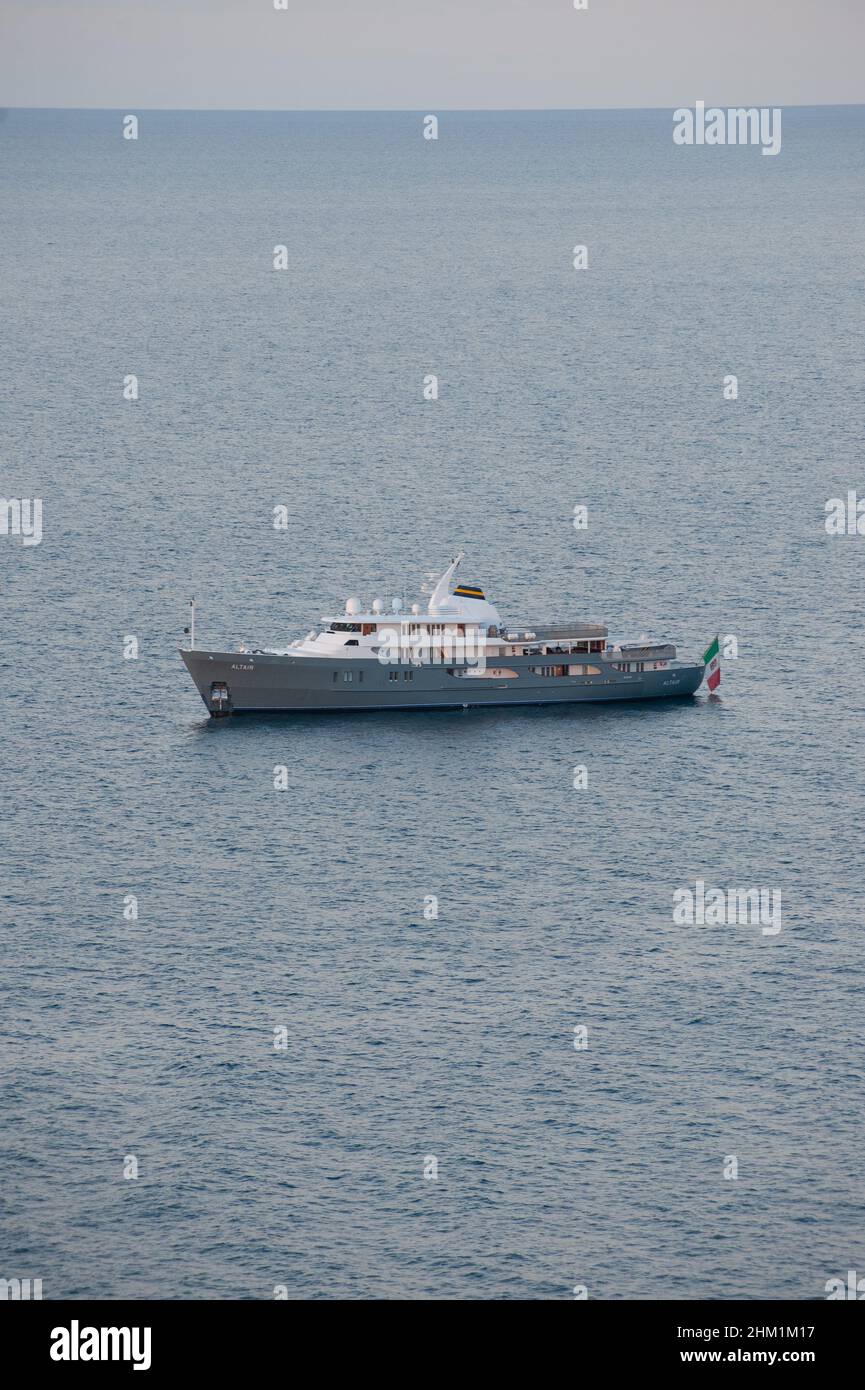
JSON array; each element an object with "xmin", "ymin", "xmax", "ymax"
[{"xmin": 703, "ymin": 636, "xmax": 721, "ymax": 691}]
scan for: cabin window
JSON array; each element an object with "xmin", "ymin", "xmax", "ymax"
[
  {"xmin": 343, "ymin": 672, "xmax": 353, "ymax": 682},
  {"xmin": 403, "ymin": 670, "xmax": 413, "ymax": 681},
  {"xmin": 388, "ymin": 671, "xmax": 399, "ymax": 681},
  {"xmin": 332, "ymin": 671, "xmax": 338, "ymax": 682}
]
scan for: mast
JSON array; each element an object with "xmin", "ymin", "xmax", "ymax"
[{"xmin": 428, "ymin": 551, "xmax": 464, "ymax": 612}]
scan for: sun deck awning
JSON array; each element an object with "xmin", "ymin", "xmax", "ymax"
[{"xmin": 518, "ymin": 622, "xmax": 608, "ymax": 641}]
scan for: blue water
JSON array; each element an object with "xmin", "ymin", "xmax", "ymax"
[{"xmin": 2, "ymin": 107, "xmax": 864, "ymax": 1300}]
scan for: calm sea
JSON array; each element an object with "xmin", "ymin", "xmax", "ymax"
[{"xmin": 2, "ymin": 107, "xmax": 864, "ymax": 1299}]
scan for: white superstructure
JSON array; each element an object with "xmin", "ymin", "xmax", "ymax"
[{"xmin": 268, "ymin": 552, "xmax": 507, "ymax": 661}]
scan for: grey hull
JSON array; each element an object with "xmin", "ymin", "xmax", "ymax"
[{"xmin": 181, "ymin": 648, "xmax": 705, "ymax": 715}]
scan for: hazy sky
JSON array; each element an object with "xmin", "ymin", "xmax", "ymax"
[{"xmin": 3, "ymin": 0, "xmax": 863, "ymax": 110}]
